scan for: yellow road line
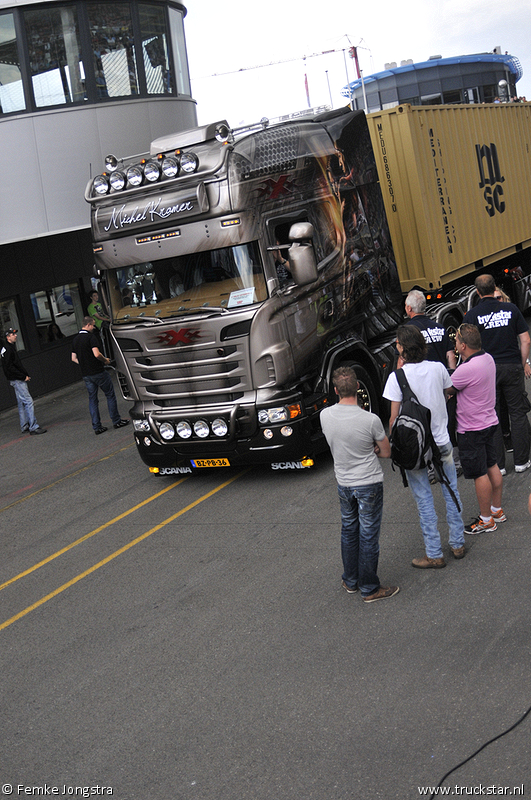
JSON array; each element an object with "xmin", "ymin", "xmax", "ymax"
[
  {"xmin": 0, "ymin": 443, "xmax": 135, "ymax": 513},
  {"xmin": 0, "ymin": 478, "xmax": 186, "ymax": 592},
  {"xmin": 0, "ymin": 470, "xmax": 247, "ymax": 632}
]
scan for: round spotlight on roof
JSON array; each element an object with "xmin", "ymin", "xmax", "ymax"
[
  {"xmin": 126, "ymin": 165, "xmax": 143, "ymax": 187},
  {"xmin": 161, "ymin": 156, "xmax": 179, "ymax": 178},
  {"xmin": 180, "ymin": 152, "xmax": 199, "ymax": 173},
  {"xmin": 93, "ymin": 174, "xmax": 110, "ymax": 195},
  {"xmin": 215, "ymin": 123, "xmax": 231, "ymax": 143},
  {"xmin": 144, "ymin": 161, "xmax": 161, "ymax": 182},
  {"xmin": 104, "ymin": 154, "xmax": 119, "ymax": 172},
  {"xmin": 109, "ymin": 171, "xmax": 126, "ymax": 191}
]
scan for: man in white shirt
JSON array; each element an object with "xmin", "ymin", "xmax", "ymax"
[{"xmin": 383, "ymin": 325, "xmax": 465, "ymax": 568}]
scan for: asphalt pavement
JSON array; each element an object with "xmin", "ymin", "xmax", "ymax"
[{"xmin": 2, "ymin": 372, "xmax": 531, "ymax": 798}]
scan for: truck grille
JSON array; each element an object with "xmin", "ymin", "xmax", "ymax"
[{"xmin": 121, "ymin": 337, "xmax": 250, "ymax": 409}]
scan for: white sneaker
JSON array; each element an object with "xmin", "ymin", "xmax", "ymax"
[
  {"xmin": 515, "ymin": 460, "xmax": 531, "ymax": 473},
  {"xmin": 500, "ymin": 468, "xmax": 507, "ymax": 476}
]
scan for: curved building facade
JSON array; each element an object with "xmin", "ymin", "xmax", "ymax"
[
  {"xmin": 343, "ymin": 52, "xmax": 524, "ymax": 112},
  {"xmin": 0, "ymin": 0, "xmax": 196, "ymax": 410}
]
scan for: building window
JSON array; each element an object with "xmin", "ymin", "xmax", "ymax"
[
  {"xmin": 140, "ymin": 4, "xmax": 172, "ymax": 94},
  {"xmin": 464, "ymin": 87, "xmax": 479, "ymax": 103},
  {"xmin": 31, "ymin": 283, "xmax": 84, "ymax": 345},
  {"xmin": 421, "ymin": 93, "xmax": 442, "ymax": 105},
  {"xmin": 0, "ymin": 12, "xmax": 26, "ymax": 113},
  {"xmin": 88, "ymin": 3, "xmax": 138, "ymax": 97},
  {"xmin": 1, "ymin": 298, "xmax": 25, "ymax": 349},
  {"xmin": 443, "ymin": 89, "xmax": 462, "ymax": 104},
  {"xmin": 0, "ymin": 2, "xmax": 189, "ymax": 114},
  {"xmin": 24, "ymin": 6, "xmax": 84, "ymax": 108},
  {"xmin": 168, "ymin": 5, "xmax": 190, "ymax": 96}
]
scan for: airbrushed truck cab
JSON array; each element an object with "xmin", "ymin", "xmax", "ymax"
[{"xmin": 86, "ymin": 107, "xmax": 403, "ymax": 473}]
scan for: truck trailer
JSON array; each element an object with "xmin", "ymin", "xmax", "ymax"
[{"xmin": 85, "ymin": 103, "xmax": 531, "ymax": 474}]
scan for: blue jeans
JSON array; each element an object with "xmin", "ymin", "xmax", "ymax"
[
  {"xmin": 406, "ymin": 442, "xmax": 464, "ymax": 559},
  {"xmin": 337, "ymin": 482, "xmax": 383, "ymax": 597},
  {"xmin": 10, "ymin": 379, "xmax": 39, "ymax": 432},
  {"xmin": 83, "ymin": 371, "xmax": 120, "ymax": 430}
]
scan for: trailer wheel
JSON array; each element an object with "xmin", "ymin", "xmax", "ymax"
[
  {"xmin": 441, "ymin": 312, "xmax": 460, "ymax": 338},
  {"xmin": 338, "ymin": 363, "xmax": 379, "ymax": 415},
  {"xmin": 441, "ymin": 312, "xmax": 461, "ymax": 362}
]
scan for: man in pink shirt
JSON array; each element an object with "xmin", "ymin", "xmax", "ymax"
[{"xmin": 451, "ymin": 324, "xmax": 505, "ymax": 534}]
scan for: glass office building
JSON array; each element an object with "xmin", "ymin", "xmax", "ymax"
[
  {"xmin": 343, "ymin": 52, "xmax": 524, "ymax": 112},
  {"xmin": 0, "ymin": 0, "xmax": 196, "ymax": 410}
]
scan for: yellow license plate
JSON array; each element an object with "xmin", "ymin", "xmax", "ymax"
[{"xmin": 191, "ymin": 458, "xmax": 230, "ymax": 468}]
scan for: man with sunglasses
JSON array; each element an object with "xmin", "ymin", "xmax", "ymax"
[{"xmin": 463, "ymin": 274, "xmax": 531, "ymax": 474}]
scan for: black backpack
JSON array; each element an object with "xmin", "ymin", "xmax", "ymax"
[{"xmin": 390, "ymin": 369, "xmax": 461, "ymax": 511}]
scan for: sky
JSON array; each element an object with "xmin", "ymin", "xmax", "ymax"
[{"xmin": 183, "ymin": 0, "xmax": 531, "ymax": 127}]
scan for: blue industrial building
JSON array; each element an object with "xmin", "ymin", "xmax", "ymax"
[{"xmin": 342, "ymin": 52, "xmax": 524, "ymax": 112}]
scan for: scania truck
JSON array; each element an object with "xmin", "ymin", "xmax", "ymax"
[{"xmin": 85, "ymin": 103, "xmax": 531, "ymax": 474}]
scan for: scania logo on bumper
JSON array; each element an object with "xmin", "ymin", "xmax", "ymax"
[{"xmin": 155, "ymin": 329, "xmax": 201, "ymax": 346}]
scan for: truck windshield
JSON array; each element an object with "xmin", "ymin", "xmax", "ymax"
[{"xmin": 107, "ymin": 242, "xmax": 266, "ymax": 322}]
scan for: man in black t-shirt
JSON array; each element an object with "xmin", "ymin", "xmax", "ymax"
[
  {"xmin": 72, "ymin": 317, "xmax": 129, "ymax": 435},
  {"xmin": 404, "ymin": 290, "xmax": 456, "ymax": 368},
  {"xmin": 463, "ymin": 274, "xmax": 531, "ymax": 473}
]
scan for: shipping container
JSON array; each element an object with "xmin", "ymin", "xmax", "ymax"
[{"xmin": 367, "ymin": 103, "xmax": 531, "ymax": 292}]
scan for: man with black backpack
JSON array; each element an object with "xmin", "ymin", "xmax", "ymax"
[{"xmin": 383, "ymin": 325, "xmax": 465, "ymax": 568}]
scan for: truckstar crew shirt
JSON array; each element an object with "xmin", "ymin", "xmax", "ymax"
[
  {"xmin": 320, "ymin": 404, "xmax": 385, "ymax": 487},
  {"xmin": 71, "ymin": 330, "xmax": 105, "ymax": 376},
  {"xmin": 463, "ymin": 298, "xmax": 528, "ymax": 363},
  {"xmin": 383, "ymin": 361, "xmax": 452, "ymax": 447},
  {"xmin": 451, "ymin": 351, "xmax": 498, "ymax": 434},
  {"xmin": 405, "ymin": 315, "xmax": 452, "ymax": 365}
]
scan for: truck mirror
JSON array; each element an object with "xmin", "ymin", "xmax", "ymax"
[{"xmin": 288, "ymin": 223, "xmax": 318, "ymax": 286}]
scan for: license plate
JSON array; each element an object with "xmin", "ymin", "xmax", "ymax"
[{"xmin": 191, "ymin": 458, "xmax": 230, "ymax": 468}]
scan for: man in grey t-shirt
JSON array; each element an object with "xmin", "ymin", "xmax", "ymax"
[{"xmin": 320, "ymin": 366, "xmax": 399, "ymax": 604}]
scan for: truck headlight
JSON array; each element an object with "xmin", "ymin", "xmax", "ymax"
[{"xmin": 133, "ymin": 419, "xmax": 150, "ymax": 432}]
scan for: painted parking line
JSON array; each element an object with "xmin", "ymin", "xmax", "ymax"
[
  {"xmin": 0, "ymin": 477, "xmax": 186, "ymax": 592},
  {"xmin": 0, "ymin": 470, "xmax": 247, "ymax": 632}
]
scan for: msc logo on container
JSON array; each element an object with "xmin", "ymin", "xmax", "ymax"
[{"xmin": 476, "ymin": 143, "xmax": 505, "ymax": 217}]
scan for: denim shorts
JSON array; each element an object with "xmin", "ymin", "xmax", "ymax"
[{"xmin": 457, "ymin": 425, "xmax": 498, "ymax": 480}]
